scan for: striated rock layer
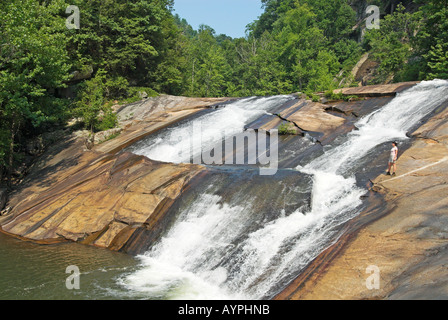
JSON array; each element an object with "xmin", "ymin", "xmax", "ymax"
[
  {"xmin": 0, "ymin": 143, "xmax": 204, "ymax": 252},
  {"xmin": 0, "ymin": 95, "xmax": 224, "ymax": 251}
]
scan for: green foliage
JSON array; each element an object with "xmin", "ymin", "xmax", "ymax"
[
  {"xmin": 96, "ymin": 108, "xmax": 118, "ymax": 132},
  {"xmin": 324, "ymin": 90, "xmax": 359, "ymax": 102},
  {"xmin": 325, "ymin": 91, "xmax": 344, "ymax": 101},
  {"xmin": 224, "ymin": 32, "xmax": 292, "ymax": 97},
  {"xmin": 305, "ymin": 91, "xmax": 321, "ymax": 102},
  {"xmin": 413, "ymin": 0, "xmax": 448, "ymax": 80},
  {"xmin": 176, "ymin": 0, "xmax": 365, "ymax": 97},
  {"xmin": 333, "ymin": 39, "xmax": 365, "ymax": 71},
  {"xmin": 74, "ymin": 70, "xmax": 117, "ymax": 133},
  {"xmin": 278, "ymin": 123, "xmax": 297, "ymax": 135},
  {"xmin": 128, "ymin": 87, "xmax": 159, "ymax": 99},
  {"xmin": 187, "ymin": 26, "xmax": 228, "ymax": 97},
  {"xmin": 105, "ymin": 77, "xmax": 130, "ymax": 99},
  {"xmin": 364, "ymin": 1, "xmax": 448, "ymax": 83},
  {"xmin": 426, "ymin": 43, "xmax": 448, "ymax": 79},
  {"xmin": 364, "ymin": 4, "xmax": 417, "ymax": 83},
  {"xmin": 0, "ymin": 0, "xmax": 71, "ymax": 180}
]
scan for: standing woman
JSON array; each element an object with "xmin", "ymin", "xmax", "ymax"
[{"xmin": 387, "ymin": 142, "xmax": 399, "ymax": 176}]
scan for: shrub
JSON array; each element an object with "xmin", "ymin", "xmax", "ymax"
[
  {"xmin": 96, "ymin": 107, "xmax": 118, "ymax": 132},
  {"xmin": 278, "ymin": 123, "xmax": 297, "ymax": 135},
  {"xmin": 105, "ymin": 77, "xmax": 129, "ymax": 99},
  {"xmin": 324, "ymin": 91, "xmax": 345, "ymax": 101}
]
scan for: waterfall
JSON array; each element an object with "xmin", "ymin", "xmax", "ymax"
[
  {"xmin": 119, "ymin": 80, "xmax": 448, "ymax": 300},
  {"xmin": 127, "ymin": 95, "xmax": 294, "ymax": 164}
]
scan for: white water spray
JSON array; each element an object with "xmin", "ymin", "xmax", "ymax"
[
  {"xmin": 120, "ymin": 80, "xmax": 448, "ymax": 299},
  {"xmin": 128, "ymin": 95, "xmax": 294, "ymax": 164}
]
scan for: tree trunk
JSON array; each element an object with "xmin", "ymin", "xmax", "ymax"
[{"xmin": 7, "ymin": 121, "xmax": 15, "ymax": 187}]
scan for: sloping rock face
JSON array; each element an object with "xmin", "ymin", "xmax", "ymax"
[
  {"xmin": 96, "ymin": 95, "xmax": 232, "ymax": 154},
  {"xmin": 334, "ymin": 82, "xmax": 420, "ymax": 97},
  {"xmin": 3, "ymin": 80, "xmax": 440, "ymax": 291},
  {"xmin": 116, "ymin": 95, "xmax": 232, "ymax": 128},
  {"xmin": 276, "ymin": 99, "xmax": 448, "ymax": 300},
  {"xmin": 0, "ymin": 149, "xmax": 203, "ymax": 251},
  {"xmin": 0, "ymin": 95, "xmax": 224, "ymax": 251}
]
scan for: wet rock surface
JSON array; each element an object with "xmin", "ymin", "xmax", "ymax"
[
  {"xmin": 121, "ymin": 167, "xmax": 314, "ymax": 256},
  {"xmin": 95, "ymin": 96, "xmax": 232, "ymax": 155},
  {"xmin": 334, "ymin": 81, "xmax": 420, "ymax": 97},
  {"xmin": 276, "ymin": 94, "xmax": 448, "ymax": 300}
]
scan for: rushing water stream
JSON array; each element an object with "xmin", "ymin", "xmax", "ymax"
[
  {"xmin": 120, "ymin": 80, "xmax": 448, "ymax": 299},
  {"xmin": 1, "ymin": 80, "xmax": 447, "ymax": 300}
]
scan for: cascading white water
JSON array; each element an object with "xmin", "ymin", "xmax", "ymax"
[
  {"xmin": 119, "ymin": 193, "xmax": 253, "ymax": 299},
  {"xmin": 308, "ymin": 79, "xmax": 448, "ymax": 174},
  {"xmin": 119, "ymin": 80, "xmax": 448, "ymax": 300},
  {"xmin": 128, "ymin": 95, "xmax": 294, "ymax": 163}
]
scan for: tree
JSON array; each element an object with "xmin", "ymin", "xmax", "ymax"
[
  {"xmin": 426, "ymin": 43, "xmax": 448, "ymax": 79},
  {"xmin": 228, "ymin": 32, "xmax": 292, "ymax": 96},
  {"xmin": 364, "ymin": 4, "xmax": 417, "ymax": 83},
  {"xmin": 413, "ymin": 0, "xmax": 448, "ymax": 80},
  {"xmin": 184, "ymin": 26, "xmax": 228, "ymax": 97},
  {"xmin": 66, "ymin": 0, "xmax": 180, "ymax": 93},
  {"xmin": 74, "ymin": 70, "xmax": 117, "ymax": 142},
  {"xmin": 0, "ymin": 0, "xmax": 70, "ymax": 184},
  {"xmin": 273, "ymin": 2, "xmax": 341, "ymax": 91}
]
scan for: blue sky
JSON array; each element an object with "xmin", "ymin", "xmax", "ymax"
[{"xmin": 173, "ymin": 0, "xmax": 264, "ymax": 38}]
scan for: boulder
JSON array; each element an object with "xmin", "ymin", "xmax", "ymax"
[
  {"xmin": 68, "ymin": 66, "xmax": 94, "ymax": 83},
  {"xmin": 138, "ymin": 91, "xmax": 148, "ymax": 99},
  {"xmin": 278, "ymin": 100, "xmax": 346, "ymax": 140}
]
